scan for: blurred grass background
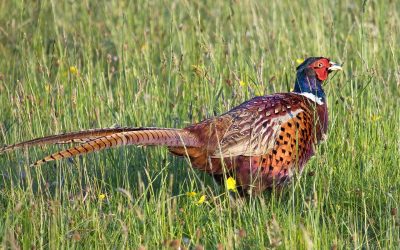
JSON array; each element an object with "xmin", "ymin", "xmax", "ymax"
[{"xmin": 0, "ymin": 0, "xmax": 399, "ymax": 249}]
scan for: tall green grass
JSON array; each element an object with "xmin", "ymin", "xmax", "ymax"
[{"xmin": 0, "ymin": 0, "xmax": 399, "ymax": 249}]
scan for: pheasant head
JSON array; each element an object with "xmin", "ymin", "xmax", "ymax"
[{"xmin": 294, "ymin": 57, "xmax": 342, "ymax": 103}]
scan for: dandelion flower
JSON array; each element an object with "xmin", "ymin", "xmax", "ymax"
[
  {"xmin": 69, "ymin": 66, "xmax": 78, "ymax": 75},
  {"xmin": 296, "ymin": 58, "xmax": 305, "ymax": 65},
  {"xmin": 254, "ymin": 89, "xmax": 263, "ymax": 96},
  {"xmin": 197, "ymin": 195, "xmax": 206, "ymax": 205},
  {"xmin": 226, "ymin": 177, "xmax": 237, "ymax": 191},
  {"xmin": 98, "ymin": 193, "xmax": 106, "ymax": 200},
  {"xmin": 371, "ymin": 115, "xmax": 381, "ymax": 122},
  {"xmin": 186, "ymin": 191, "xmax": 197, "ymax": 197},
  {"xmin": 45, "ymin": 83, "xmax": 51, "ymax": 93},
  {"xmin": 239, "ymin": 80, "xmax": 247, "ymax": 87},
  {"xmin": 141, "ymin": 43, "xmax": 148, "ymax": 52}
]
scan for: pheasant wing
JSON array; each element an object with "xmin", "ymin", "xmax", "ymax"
[{"xmin": 212, "ymin": 95, "xmax": 304, "ymax": 158}]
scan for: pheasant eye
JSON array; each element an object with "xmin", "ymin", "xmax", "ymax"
[{"xmin": 317, "ymin": 63, "xmax": 323, "ymax": 68}]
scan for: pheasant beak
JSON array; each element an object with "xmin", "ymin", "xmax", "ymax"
[{"xmin": 328, "ymin": 61, "xmax": 343, "ymax": 72}]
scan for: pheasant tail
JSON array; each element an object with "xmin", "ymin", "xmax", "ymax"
[
  {"xmin": 32, "ymin": 129, "xmax": 201, "ymax": 166},
  {"xmin": 0, "ymin": 127, "xmax": 147, "ymax": 153}
]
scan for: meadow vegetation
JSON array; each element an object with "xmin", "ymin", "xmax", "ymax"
[{"xmin": 0, "ymin": 0, "xmax": 399, "ymax": 249}]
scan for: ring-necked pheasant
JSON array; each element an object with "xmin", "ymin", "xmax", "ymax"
[{"xmin": 1, "ymin": 57, "xmax": 342, "ymax": 194}]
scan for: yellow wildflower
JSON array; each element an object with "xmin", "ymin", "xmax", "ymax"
[
  {"xmin": 296, "ymin": 58, "xmax": 305, "ymax": 65},
  {"xmin": 254, "ymin": 89, "xmax": 263, "ymax": 96},
  {"xmin": 197, "ymin": 195, "xmax": 206, "ymax": 205},
  {"xmin": 186, "ymin": 191, "xmax": 197, "ymax": 197},
  {"xmin": 371, "ymin": 115, "xmax": 381, "ymax": 122},
  {"xmin": 45, "ymin": 83, "xmax": 51, "ymax": 93},
  {"xmin": 239, "ymin": 80, "xmax": 247, "ymax": 87},
  {"xmin": 141, "ymin": 43, "xmax": 148, "ymax": 52},
  {"xmin": 69, "ymin": 66, "xmax": 79, "ymax": 75},
  {"xmin": 98, "ymin": 193, "xmax": 106, "ymax": 200},
  {"xmin": 226, "ymin": 177, "xmax": 237, "ymax": 191}
]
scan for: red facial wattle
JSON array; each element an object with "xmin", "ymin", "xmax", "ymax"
[
  {"xmin": 314, "ymin": 67, "xmax": 328, "ymax": 81},
  {"xmin": 309, "ymin": 58, "xmax": 330, "ymax": 81}
]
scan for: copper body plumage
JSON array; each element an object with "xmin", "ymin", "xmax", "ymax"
[{"xmin": 1, "ymin": 57, "xmax": 342, "ymax": 195}]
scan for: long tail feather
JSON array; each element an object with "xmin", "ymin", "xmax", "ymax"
[
  {"xmin": 0, "ymin": 127, "xmax": 161, "ymax": 153},
  {"xmin": 54, "ymin": 137, "xmax": 103, "ymax": 145},
  {"xmin": 32, "ymin": 129, "xmax": 201, "ymax": 166}
]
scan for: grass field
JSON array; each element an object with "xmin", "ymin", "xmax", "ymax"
[{"xmin": 0, "ymin": 0, "xmax": 399, "ymax": 249}]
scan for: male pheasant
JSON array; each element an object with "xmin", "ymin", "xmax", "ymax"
[{"xmin": 1, "ymin": 57, "xmax": 342, "ymax": 194}]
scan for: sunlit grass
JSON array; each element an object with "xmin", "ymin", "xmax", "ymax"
[{"xmin": 0, "ymin": 0, "xmax": 399, "ymax": 249}]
